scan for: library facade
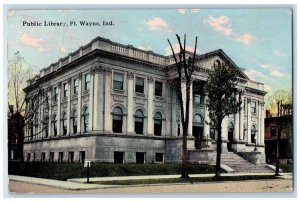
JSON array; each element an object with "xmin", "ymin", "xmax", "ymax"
[{"xmin": 23, "ymin": 36, "xmax": 266, "ymax": 164}]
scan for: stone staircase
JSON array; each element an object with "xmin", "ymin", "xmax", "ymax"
[{"xmin": 221, "ymin": 152, "xmax": 273, "ymax": 173}]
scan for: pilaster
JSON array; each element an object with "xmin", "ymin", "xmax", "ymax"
[
  {"xmin": 77, "ymin": 73, "xmax": 82, "ymax": 133},
  {"xmin": 234, "ymin": 94, "xmax": 239, "ymax": 141},
  {"xmin": 93, "ymin": 66, "xmax": 104, "ymax": 131},
  {"xmin": 147, "ymin": 76, "xmax": 154, "ymax": 135},
  {"xmin": 239, "ymin": 95, "xmax": 244, "ymax": 140},
  {"xmin": 89, "ymin": 68, "xmax": 95, "ymax": 131},
  {"xmin": 67, "ymin": 78, "xmax": 71, "ymax": 136},
  {"xmin": 188, "ymin": 81, "xmax": 193, "ymax": 136},
  {"xmin": 57, "ymin": 82, "xmax": 61, "ymax": 136},
  {"xmin": 127, "ymin": 72, "xmax": 134, "ymax": 133},
  {"xmin": 247, "ymin": 98, "xmax": 251, "ymax": 143},
  {"xmin": 104, "ymin": 67, "xmax": 112, "ymax": 132}
]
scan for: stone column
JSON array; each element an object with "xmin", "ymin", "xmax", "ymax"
[
  {"xmin": 93, "ymin": 67, "xmax": 104, "ymax": 131},
  {"xmin": 221, "ymin": 116, "xmax": 228, "ymax": 140},
  {"xmin": 221, "ymin": 115, "xmax": 228, "ymax": 152},
  {"xmin": 239, "ymin": 95, "xmax": 244, "ymax": 140},
  {"xmin": 204, "ymin": 96, "xmax": 210, "ymax": 138},
  {"xmin": 39, "ymin": 94, "xmax": 43, "ymax": 139},
  {"xmin": 77, "ymin": 73, "xmax": 82, "ymax": 134},
  {"xmin": 57, "ymin": 83, "xmax": 61, "ymax": 136},
  {"xmin": 188, "ymin": 81, "xmax": 193, "ymax": 136},
  {"xmin": 257, "ymin": 101, "xmax": 261, "ymax": 145},
  {"xmin": 234, "ymin": 94, "xmax": 239, "ymax": 141},
  {"xmin": 104, "ymin": 67, "xmax": 112, "ymax": 132},
  {"xmin": 171, "ymin": 88, "xmax": 177, "ymax": 136},
  {"xmin": 147, "ymin": 76, "xmax": 154, "ymax": 135},
  {"xmin": 247, "ymin": 98, "xmax": 252, "ymax": 143},
  {"xmin": 127, "ymin": 72, "xmax": 134, "ymax": 134},
  {"xmin": 89, "ymin": 69, "xmax": 95, "ymax": 131},
  {"xmin": 67, "ymin": 78, "xmax": 71, "ymax": 135},
  {"xmin": 260, "ymin": 102, "xmax": 265, "ymax": 145},
  {"xmin": 48, "ymin": 88, "xmax": 52, "ymax": 137}
]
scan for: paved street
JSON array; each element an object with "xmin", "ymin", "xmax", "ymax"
[{"xmin": 8, "ymin": 178, "xmax": 293, "ymax": 194}]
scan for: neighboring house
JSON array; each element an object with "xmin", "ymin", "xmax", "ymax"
[
  {"xmin": 264, "ymin": 109, "xmax": 293, "ymax": 164},
  {"xmin": 23, "ymin": 36, "xmax": 266, "ymax": 164},
  {"xmin": 8, "ymin": 106, "xmax": 24, "ymax": 162}
]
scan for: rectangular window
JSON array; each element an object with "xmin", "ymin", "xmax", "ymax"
[
  {"xmin": 58, "ymin": 152, "xmax": 64, "ymax": 162},
  {"xmin": 27, "ymin": 153, "xmax": 31, "ymax": 162},
  {"xmin": 84, "ymin": 74, "xmax": 90, "ymax": 90},
  {"xmin": 114, "ymin": 152, "xmax": 124, "ymax": 163},
  {"xmin": 68, "ymin": 151, "xmax": 74, "ymax": 163},
  {"xmin": 136, "ymin": 152, "xmax": 145, "ymax": 164},
  {"xmin": 194, "ymin": 94, "xmax": 201, "ymax": 105},
  {"xmin": 73, "ymin": 79, "xmax": 78, "ymax": 95},
  {"xmin": 63, "ymin": 83, "xmax": 68, "ymax": 98},
  {"xmin": 271, "ymin": 126, "xmax": 277, "ymax": 137},
  {"xmin": 155, "ymin": 81, "xmax": 163, "ymax": 96},
  {"xmin": 251, "ymin": 101, "xmax": 256, "ymax": 114},
  {"xmin": 41, "ymin": 152, "xmax": 46, "ymax": 162},
  {"xmin": 155, "ymin": 153, "xmax": 164, "ymax": 163},
  {"xmin": 113, "ymin": 73, "xmax": 124, "ymax": 90},
  {"xmin": 135, "ymin": 77, "xmax": 144, "ymax": 93},
  {"xmin": 79, "ymin": 151, "xmax": 86, "ymax": 163},
  {"xmin": 49, "ymin": 152, "xmax": 54, "ymax": 162},
  {"xmin": 53, "ymin": 87, "xmax": 58, "ymax": 101}
]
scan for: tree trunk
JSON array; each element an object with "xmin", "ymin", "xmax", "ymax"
[
  {"xmin": 181, "ymin": 126, "xmax": 189, "ymax": 179},
  {"xmin": 215, "ymin": 118, "xmax": 222, "ymax": 178}
]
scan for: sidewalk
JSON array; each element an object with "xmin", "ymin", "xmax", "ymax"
[{"xmin": 9, "ymin": 172, "xmax": 293, "ymax": 191}]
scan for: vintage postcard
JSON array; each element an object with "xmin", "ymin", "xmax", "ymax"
[{"xmin": 6, "ymin": 7, "xmax": 293, "ymax": 195}]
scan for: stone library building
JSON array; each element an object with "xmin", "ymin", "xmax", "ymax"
[{"xmin": 23, "ymin": 36, "xmax": 266, "ymax": 166}]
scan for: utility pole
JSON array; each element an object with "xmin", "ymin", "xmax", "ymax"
[{"xmin": 275, "ymin": 100, "xmax": 282, "ymax": 176}]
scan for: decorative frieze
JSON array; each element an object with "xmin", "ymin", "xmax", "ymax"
[{"xmin": 113, "ymin": 95, "xmax": 124, "ymax": 102}]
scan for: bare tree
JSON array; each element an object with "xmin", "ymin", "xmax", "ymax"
[
  {"xmin": 168, "ymin": 34, "xmax": 197, "ymax": 179},
  {"xmin": 8, "ymin": 52, "xmax": 51, "ymax": 164}
]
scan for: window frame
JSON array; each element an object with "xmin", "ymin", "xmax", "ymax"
[
  {"xmin": 134, "ymin": 110, "xmax": 144, "ymax": 135},
  {"xmin": 154, "ymin": 112, "xmax": 163, "ymax": 136},
  {"xmin": 113, "ymin": 72, "xmax": 124, "ymax": 91},
  {"xmin": 135, "ymin": 77, "xmax": 145, "ymax": 94},
  {"xmin": 251, "ymin": 101, "xmax": 257, "ymax": 114},
  {"xmin": 63, "ymin": 83, "xmax": 68, "ymax": 98},
  {"xmin": 112, "ymin": 107, "xmax": 123, "ymax": 133},
  {"xmin": 154, "ymin": 81, "xmax": 163, "ymax": 97},
  {"xmin": 62, "ymin": 112, "xmax": 67, "ymax": 136},
  {"xmin": 84, "ymin": 73, "xmax": 91, "ymax": 91},
  {"xmin": 73, "ymin": 78, "xmax": 79, "ymax": 95}
]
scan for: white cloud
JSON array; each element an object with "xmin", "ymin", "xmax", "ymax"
[
  {"xmin": 244, "ymin": 68, "xmax": 268, "ymax": 81},
  {"xmin": 165, "ymin": 43, "xmax": 198, "ymax": 56},
  {"xmin": 237, "ymin": 33, "xmax": 256, "ymax": 45},
  {"xmin": 177, "ymin": 9, "xmax": 187, "ymax": 14},
  {"xmin": 207, "ymin": 16, "xmax": 233, "ymax": 36},
  {"xmin": 8, "ymin": 10, "xmax": 14, "ymax": 17},
  {"xmin": 146, "ymin": 17, "xmax": 171, "ymax": 32},
  {"xmin": 20, "ymin": 33, "xmax": 44, "ymax": 52},
  {"xmin": 137, "ymin": 46, "xmax": 151, "ymax": 51},
  {"xmin": 273, "ymin": 49, "xmax": 287, "ymax": 57},
  {"xmin": 270, "ymin": 69, "xmax": 284, "ymax": 77},
  {"xmin": 206, "ymin": 16, "xmax": 257, "ymax": 46},
  {"xmin": 60, "ymin": 46, "xmax": 68, "ymax": 53},
  {"xmin": 191, "ymin": 9, "xmax": 200, "ymax": 13}
]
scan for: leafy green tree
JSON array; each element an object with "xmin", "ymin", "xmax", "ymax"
[
  {"xmin": 168, "ymin": 34, "xmax": 197, "ymax": 179},
  {"xmin": 206, "ymin": 61, "xmax": 242, "ymax": 178}
]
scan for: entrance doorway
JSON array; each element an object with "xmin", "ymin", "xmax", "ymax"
[
  {"xmin": 227, "ymin": 122, "xmax": 234, "ymax": 151},
  {"xmin": 193, "ymin": 114, "xmax": 204, "ymax": 149}
]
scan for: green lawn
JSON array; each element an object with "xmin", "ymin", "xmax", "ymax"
[{"xmin": 9, "ymin": 161, "xmax": 220, "ymax": 181}]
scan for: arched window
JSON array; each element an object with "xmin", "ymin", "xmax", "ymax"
[
  {"xmin": 72, "ymin": 110, "xmax": 77, "ymax": 134},
  {"xmin": 83, "ymin": 107, "xmax": 89, "ymax": 133},
  {"xmin": 53, "ymin": 114, "xmax": 57, "ymax": 136},
  {"xmin": 251, "ymin": 125, "xmax": 256, "ymax": 143},
  {"xmin": 112, "ymin": 107, "xmax": 123, "ymax": 133},
  {"xmin": 135, "ymin": 110, "xmax": 144, "ymax": 134},
  {"xmin": 154, "ymin": 112, "xmax": 162, "ymax": 136},
  {"xmin": 193, "ymin": 114, "xmax": 203, "ymax": 149},
  {"xmin": 193, "ymin": 114, "xmax": 203, "ymax": 126},
  {"xmin": 62, "ymin": 112, "xmax": 67, "ymax": 136},
  {"xmin": 177, "ymin": 115, "xmax": 181, "ymax": 136}
]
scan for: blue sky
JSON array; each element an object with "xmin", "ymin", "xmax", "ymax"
[{"xmin": 7, "ymin": 8, "xmax": 292, "ymax": 96}]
